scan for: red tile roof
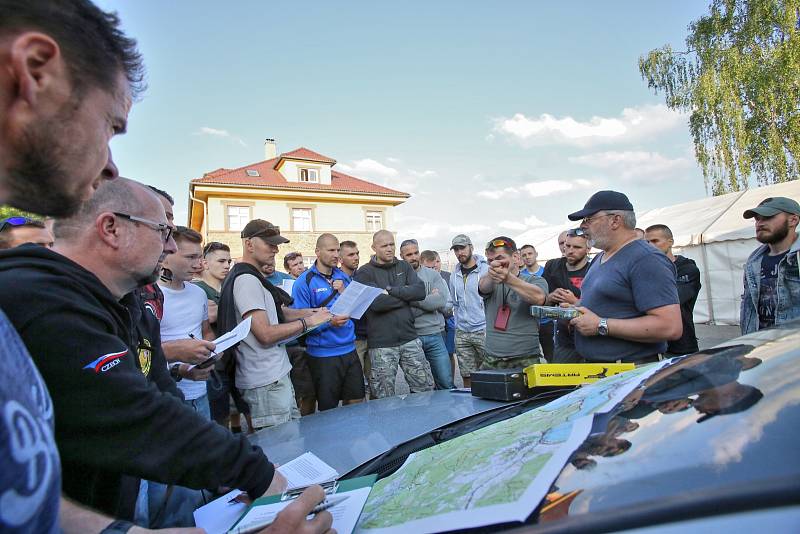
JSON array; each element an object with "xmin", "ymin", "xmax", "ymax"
[
  {"xmin": 277, "ymin": 147, "xmax": 337, "ymax": 166},
  {"xmin": 190, "ymin": 149, "xmax": 409, "ymax": 198}
]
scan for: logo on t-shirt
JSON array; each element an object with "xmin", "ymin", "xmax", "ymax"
[
  {"xmin": 569, "ymin": 276, "xmax": 584, "ymax": 289},
  {"xmin": 83, "ymin": 350, "xmax": 128, "ymax": 373},
  {"xmin": 137, "ymin": 339, "xmax": 153, "ymax": 377}
]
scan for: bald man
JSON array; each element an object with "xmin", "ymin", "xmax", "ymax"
[
  {"xmin": 354, "ymin": 230, "xmax": 434, "ymax": 398},
  {"xmin": 290, "ymin": 234, "xmax": 363, "ymax": 410},
  {"xmin": 0, "ymin": 178, "xmax": 285, "ymax": 521}
]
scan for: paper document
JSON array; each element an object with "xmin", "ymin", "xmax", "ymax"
[
  {"xmin": 233, "ymin": 487, "xmax": 370, "ymax": 534},
  {"xmin": 330, "ymin": 281, "xmax": 384, "ymax": 319},
  {"xmin": 188, "ymin": 316, "xmax": 251, "ymax": 370},
  {"xmin": 214, "ymin": 315, "xmax": 252, "ymax": 353},
  {"xmin": 277, "ymin": 320, "xmax": 328, "ymax": 346},
  {"xmin": 277, "ymin": 451, "xmax": 340, "ymax": 490},
  {"xmin": 193, "ymin": 488, "xmax": 248, "ymax": 534}
]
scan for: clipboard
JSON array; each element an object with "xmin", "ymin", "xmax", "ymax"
[{"xmin": 228, "ymin": 475, "xmax": 377, "ymax": 533}]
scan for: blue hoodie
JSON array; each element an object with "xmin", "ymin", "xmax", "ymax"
[
  {"xmin": 291, "ymin": 263, "xmax": 356, "ymax": 357},
  {"xmin": 449, "ymin": 254, "xmax": 489, "ymax": 332}
]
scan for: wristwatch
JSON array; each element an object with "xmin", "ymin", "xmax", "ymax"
[
  {"xmin": 170, "ymin": 363, "xmax": 183, "ymax": 382},
  {"xmin": 100, "ymin": 520, "xmax": 135, "ymax": 534},
  {"xmin": 597, "ymin": 318, "xmax": 609, "ymax": 336}
]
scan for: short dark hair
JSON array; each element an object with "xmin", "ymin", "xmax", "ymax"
[
  {"xmin": 419, "ymin": 250, "xmax": 438, "ymax": 262},
  {"xmin": 147, "ymin": 185, "xmax": 174, "ymax": 206},
  {"xmin": 203, "ymin": 241, "xmax": 229, "ymax": 257},
  {"xmin": 340, "ymin": 240, "xmax": 357, "ymax": 250},
  {"xmin": 173, "ymin": 226, "xmax": 202, "ymax": 245},
  {"xmin": 645, "ymin": 224, "xmax": 673, "ymax": 239},
  {"xmin": 0, "ymin": 217, "xmax": 46, "ymax": 249},
  {"xmin": 520, "ymin": 244, "xmax": 535, "ymax": 252},
  {"xmin": 284, "ymin": 251, "xmax": 302, "ymax": 270},
  {"xmin": 399, "ymin": 239, "xmax": 418, "ymax": 249},
  {"xmin": 0, "ymin": 0, "xmax": 146, "ymax": 99}
]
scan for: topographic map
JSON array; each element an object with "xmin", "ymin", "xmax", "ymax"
[{"xmin": 357, "ymin": 362, "xmax": 667, "ymax": 533}]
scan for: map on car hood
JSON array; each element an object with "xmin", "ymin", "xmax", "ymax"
[{"xmin": 356, "ymin": 362, "xmax": 668, "ymax": 533}]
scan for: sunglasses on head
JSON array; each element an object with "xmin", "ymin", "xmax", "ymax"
[
  {"xmin": 0, "ymin": 217, "xmax": 39, "ymax": 233},
  {"xmin": 400, "ymin": 239, "xmax": 418, "ymax": 248},
  {"xmin": 487, "ymin": 238, "xmax": 516, "ymax": 250},
  {"xmin": 566, "ymin": 228, "xmax": 586, "ymax": 237}
]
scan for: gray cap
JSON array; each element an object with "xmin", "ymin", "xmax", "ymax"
[
  {"xmin": 743, "ymin": 196, "xmax": 800, "ymax": 219},
  {"xmin": 450, "ymin": 234, "xmax": 472, "ymax": 249}
]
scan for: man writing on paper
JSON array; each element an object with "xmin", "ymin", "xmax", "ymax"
[
  {"xmin": 217, "ymin": 220, "xmax": 332, "ymax": 430},
  {"xmin": 292, "ymin": 234, "xmax": 363, "ymax": 410}
]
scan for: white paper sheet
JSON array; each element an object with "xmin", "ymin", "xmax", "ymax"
[
  {"xmin": 188, "ymin": 316, "xmax": 251, "ymax": 370},
  {"xmin": 330, "ymin": 281, "xmax": 384, "ymax": 319},
  {"xmin": 193, "ymin": 489, "xmax": 248, "ymax": 534},
  {"xmin": 233, "ymin": 487, "xmax": 371, "ymax": 534},
  {"xmin": 277, "ymin": 451, "xmax": 340, "ymax": 490},
  {"xmin": 280, "ymin": 279, "xmax": 295, "ymax": 295}
]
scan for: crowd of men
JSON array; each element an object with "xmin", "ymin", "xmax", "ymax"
[{"xmin": 1, "ymin": 1, "xmax": 799, "ymax": 533}]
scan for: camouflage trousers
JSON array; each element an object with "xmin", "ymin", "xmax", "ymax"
[
  {"xmin": 368, "ymin": 338, "xmax": 434, "ymax": 399},
  {"xmin": 481, "ymin": 353, "xmax": 545, "ymax": 371},
  {"xmin": 455, "ymin": 329, "xmax": 485, "ymax": 378}
]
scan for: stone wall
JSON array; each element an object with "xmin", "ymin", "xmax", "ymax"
[{"xmin": 206, "ymin": 230, "xmax": 395, "ymax": 270}]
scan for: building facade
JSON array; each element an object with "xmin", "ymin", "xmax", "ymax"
[{"xmin": 188, "ymin": 141, "xmax": 409, "ymax": 268}]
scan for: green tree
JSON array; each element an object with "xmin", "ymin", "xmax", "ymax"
[
  {"xmin": 0, "ymin": 205, "xmax": 38, "ymax": 220},
  {"xmin": 639, "ymin": 0, "xmax": 799, "ymax": 195}
]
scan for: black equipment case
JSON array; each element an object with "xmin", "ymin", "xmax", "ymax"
[{"xmin": 470, "ymin": 369, "xmax": 530, "ymax": 401}]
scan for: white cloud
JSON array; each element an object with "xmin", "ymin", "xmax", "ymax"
[
  {"xmin": 449, "ymin": 224, "xmax": 490, "ymax": 234},
  {"xmin": 569, "ymin": 150, "xmax": 692, "ymax": 180},
  {"xmin": 409, "ymin": 169, "xmax": 438, "ymax": 178},
  {"xmin": 194, "ymin": 126, "xmax": 247, "ymax": 147},
  {"xmin": 386, "ymin": 157, "xmax": 402, "ymax": 164},
  {"xmin": 478, "ymin": 179, "xmax": 593, "ymax": 200},
  {"xmin": 337, "ymin": 158, "xmax": 399, "ymax": 178},
  {"xmin": 523, "ymin": 215, "xmax": 547, "ymax": 228},
  {"xmin": 498, "ymin": 220, "xmax": 527, "ymax": 231},
  {"xmin": 492, "ymin": 104, "xmax": 685, "ymax": 147}
]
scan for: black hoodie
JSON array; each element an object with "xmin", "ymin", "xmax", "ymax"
[
  {"xmin": 353, "ymin": 257, "xmax": 425, "ymax": 348},
  {"xmin": 0, "ymin": 245, "xmax": 274, "ymax": 519}
]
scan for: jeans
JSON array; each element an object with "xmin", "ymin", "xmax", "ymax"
[
  {"xmin": 183, "ymin": 394, "xmax": 211, "ymax": 421},
  {"xmin": 419, "ymin": 333, "xmax": 455, "ymax": 389}
]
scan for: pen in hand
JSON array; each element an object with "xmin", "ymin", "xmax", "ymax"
[{"xmin": 228, "ymin": 495, "xmax": 349, "ymax": 534}]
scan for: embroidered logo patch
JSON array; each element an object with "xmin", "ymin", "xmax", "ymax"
[{"xmin": 83, "ymin": 350, "xmax": 128, "ymax": 373}]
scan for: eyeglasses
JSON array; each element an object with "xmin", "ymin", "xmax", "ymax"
[
  {"xmin": 203, "ymin": 242, "xmax": 229, "ymax": 256},
  {"xmin": 113, "ymin": 212, "xmax": 173, "ymax": 243},
  {"xmin": 0, "ymin": 216, "xmax": 38, "ymax": 233},
  {"xmin": 566, "ymin": 228, "xmax": 587, "ymax": 237},
  {"xmin": 582, "ymin": 213, "xmax": 615, "ymax": 225}
]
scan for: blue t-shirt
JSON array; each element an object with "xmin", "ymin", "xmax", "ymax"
[
  {"xmin": 576, "ymin": 240, "xmax": 678, "ymax": 362},
  {"xmin": 0, "ymin": 309, "xmax": 61, "ymax": 533},
  {"xmin": 266, "ymin": 271, "xmax": 293, "ymax": 286},
  {"xmin": 291, "ymin": 266, "xmax": 356, "ymax": 357}
]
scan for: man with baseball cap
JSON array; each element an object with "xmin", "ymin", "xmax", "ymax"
[
  {"xmin": 448, "ymin": 234, "xmax": 489, "ymax": 387},
  {"xmin": 740, "ymin": 196, "xmax": 800, "ymax": 334},
  {"xmin": 217, "ymin": 219, "xmax": 332, "ymax": 430},
  {"xmin": 566, "ymin": 191, "xmax": 682, "ymax": 363}
]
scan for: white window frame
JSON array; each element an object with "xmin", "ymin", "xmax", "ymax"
[
  {"xmin": 299, "ymin": 167, "xmax": 319, "ymax": 183},
  {"xmin": 292, "ymin": 208, "xmax": 313, "ymax": 231},
  {"xmin": 365, "ymin": 210, "xmax": 384, "ymax": 232},
  {"xmin": 226, "ymin": 205, "xmax": 250, "ymax": 232}
]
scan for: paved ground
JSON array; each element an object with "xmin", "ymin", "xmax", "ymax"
[{"xmin": 390, "ymin": 324, "xmax": 742, "ymax": 394}]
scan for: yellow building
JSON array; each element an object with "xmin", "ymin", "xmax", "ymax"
[{"xmin": 188, "ymin": 141, "xmax": 409, "ymax": 267}]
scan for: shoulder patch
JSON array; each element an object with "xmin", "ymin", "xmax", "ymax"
[{"xmin": 83, "ymin": 350, "xmax": 128, "ymax": 373}]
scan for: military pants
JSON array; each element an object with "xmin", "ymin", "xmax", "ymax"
[{"xmin": 368, "ymin": 338, "xmax": 434, "ymax": 399}]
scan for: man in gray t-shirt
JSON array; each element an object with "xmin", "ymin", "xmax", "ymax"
[{"xmin": 478, "ymin": 236, "xmax": 548, "ymax": 370}]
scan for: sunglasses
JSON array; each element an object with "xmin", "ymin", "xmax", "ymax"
[
  {"xmin": 400, "ymin": 239, "xmax": 418, "ymax": 248},
  {"xmin": 243, "ymin": 225, "xmax": 281, "ymax": 239},
  {"xmin": 566, "ymin": 228, "xmax": 587, "ymax": 237},
  {"xmin": 203, "ymin": 242, "xmax": 228, "ymax": 256},
  {"xmin": 487, "ymin": 238, "xmax": 516, "ymax": 250},
  {"xmin": 0, "ymin": 216, "xmax": 38, "ymax": 233}
]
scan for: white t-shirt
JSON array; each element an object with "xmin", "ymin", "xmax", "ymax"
[
  {"xmin": 232, "ymin": 274, "xmax": 291, "ymax": 389},
  {"xmin": 160, "ymin": 283, "xmax": 209, "ymax": 400}
]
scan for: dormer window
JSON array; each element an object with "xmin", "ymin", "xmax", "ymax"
[{"xmin": 299, "ymin": 167, "xmax": 319, "ymax": 183}]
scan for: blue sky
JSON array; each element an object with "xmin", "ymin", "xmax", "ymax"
[{"xmin": 98, "ymin": 1, "xmax": 711, "ymax": 251}]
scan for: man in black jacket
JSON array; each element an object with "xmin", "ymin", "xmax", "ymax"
[
  {"xmin": 646, "ymin": 224, "xmax": 702, "ymax": 355},
  {"xmin": 0, "ymin": 178, "xmax": 286, "ymax": 520},
  {"xmin": 354, "ymin": 230, "xmax": 434, "ymax": 398}
]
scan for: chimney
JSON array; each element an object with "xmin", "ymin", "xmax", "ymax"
[{"xmin": 264, "ymin": 138, "xmax": 277, "ymax": 160}]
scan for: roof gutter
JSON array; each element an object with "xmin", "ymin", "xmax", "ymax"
[{"xmin": 189, "ymin": 191, "xmax": 209, "ymax": 242}]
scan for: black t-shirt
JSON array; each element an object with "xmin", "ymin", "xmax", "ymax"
[
  {"xmin": 461, "ymin": 263, "xmax": 479, "ymax": 277},
  {"xmin": 669, "ymin": 255, "xmax": 701, "ymax": 354},
  {"xmin": 758, "ymin": 250, "xmax": 788, "ymax": 329},
  {"xmin": 543, "ymin": 258, "xmax": 590, "ymax": 348}
]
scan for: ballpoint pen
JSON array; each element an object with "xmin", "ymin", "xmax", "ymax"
[{"xmin": 227, "ymin": 495, "xmax": 350, "ymax": 534}]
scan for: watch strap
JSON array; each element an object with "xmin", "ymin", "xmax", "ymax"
[{"xmin": 100, "ymin": 520, "xmax": 135, "ymax": 534}]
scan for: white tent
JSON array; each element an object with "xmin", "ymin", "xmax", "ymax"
[{"xmin": 516, "ymin": 180, "xmax": 800, "ymax": 325}]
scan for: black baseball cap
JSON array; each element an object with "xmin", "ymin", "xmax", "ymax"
[
  {"xmin": 240, "ymin": 219, "xmax": 290, "ymax": 244},
  {"xmin": 568, "ymin": 190, "xmax": 635, "ymax": 221},
  {"xmin": 742, "ymin": 196, "xmax": 800, "ymax": 219}
]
